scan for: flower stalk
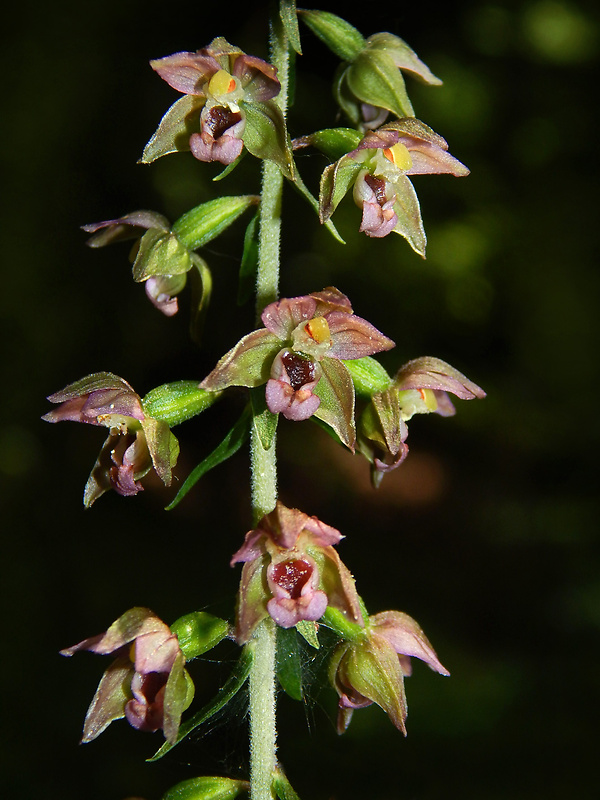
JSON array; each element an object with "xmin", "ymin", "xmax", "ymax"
[{"xmin": 248, "ymin": 8, "xmax": 290, "ymax": 799}]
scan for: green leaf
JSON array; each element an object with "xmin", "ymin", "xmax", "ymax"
[
  {"xmin": 172, "ymin": 196, "xmax": 258, "ymax": 251},
  {"xmin": 241, "ymin": 100, "xmax": 295, "ymax": 179},
  {"xmin": 341, "ymin": 356, "xmax": 392, "ymax": 398},
  {"xmin": 188, "ymin": 255, "xmax": 213, "ymax": 346},
  {"xmin": 276, "ymin": 627, "xmax": 303, "ymax": 700},
  {"xmin": 313, "ymin": 358, "xmax": 356, "ymax": 451},
  {"xmin": 142, "ymin": 382, "xmax": 222, "ymax": 427},
  {"xmin": 149, "ymin": 645, "xmax": 253, "ymax": 761},
  {"xmin": 163, "ymin": 776, "xmax": 249, "ymax": 800},
  {"xmin": 298, "ymin": 10, "xmax": 366, "ymax": 61},
  {"xmin": 347, "ymin": 50, "xmax": 415, "ymax": 118},
  {"xmin": 280, "ymin": 0, "xmax": 302, "ymax": 55},
  {"xmin": 272, "ymin": 766, "xmax": 302, "ymax": 800},
  {"xmin": 165, "ymin": 407, "xmax": 251, "ymax": 510},
  {"xmin": 170, "ymin": 612, "xmax": 230, "ymax": 660},
  {"xmin": 250, "ymin": 386, "xmax": 278, "ymax": 451},
  {"xmin": 295, "ymin": 619, "xmax": 319, "ymax": 649},
  {"xmin": 238, "ymin": 212, "xmax": 259, "ymax": 306}
]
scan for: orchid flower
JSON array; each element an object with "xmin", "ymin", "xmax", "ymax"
[
  {"xmin": 330, "ymin": 609, "xmax": 449, "ymax": 734},
  {"xmin": 231, "ymin": 502, "xmax": 363, "ymax": 642},
  {"xmin": 200, "ymin": 287, "xmax": 394, "ymax": 450},
  {"xmin": 320, "ymin": 119, "xmax": 469, "ymax": 254},
  {"xmin": 61, "ymin": 608, "xmax": 194, "ymax": 743},
  {"xmin": 42, "ymin": 372, "xmax": 179, "ymax": 506}
]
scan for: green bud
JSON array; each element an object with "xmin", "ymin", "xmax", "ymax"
[
  {"xmin": 172, "ymin": 196, "xmax": 259, "ymax": 251},
  {"xmin": 342, "ymin": 356, "xmax": 392, "ymax": 397},
  {"xmin": 162, "ymin": 776, "xmax": 249, "ymax": 800},
  {"xmin": 170, "ymin": 611, "xmax": 230, "ymax": 660},
  {"xmin": 299, "ymin": 10, "xmax": 366, "ymax": 61},
  {"xmin": 142, "ymin": 382, "xmax": 222, "ymax": 427}
]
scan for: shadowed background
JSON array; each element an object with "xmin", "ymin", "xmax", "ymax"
[{"xmin": 1, "ymin": 1, "xmax": 599, "ymax": 798}]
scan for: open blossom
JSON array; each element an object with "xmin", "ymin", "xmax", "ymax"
[
  {"xmin": 357, "ymin": 356, "xmax": 486, "ymax": 486},
  {"xmin": 142, "ymin": 37, "xmax": 281, "ymax": 165},
  {"xmin": 42, "ymin": 373, "xmax": 179, "ymax": 506},
  {"xmin": 61, "ymin": 608, "xmax": 194, "ymax": 743},
  {"xmin": 330, "ymin": 610, "xmax": 449, "ymax": 734},
  {"xmin": 231, "ymin": 502, "xmax": 363, "ymax": 643},
  {"xmin": 200, "ymin": 287, "xmax": 394, "ymax": 450},
  {"xmin": 320, "ymin": 119, "xmax": 469, "ymax": 255}
]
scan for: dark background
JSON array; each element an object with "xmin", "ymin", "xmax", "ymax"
[{"xmin": 2, "ymin": 1, "xmax": 599, "ymax": 798}]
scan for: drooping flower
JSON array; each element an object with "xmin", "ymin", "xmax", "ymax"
[
  {"xmin": 231, "ymin": 501, "xmax": 363, "ymax": 643},
  {"xmin": 330, "ymin": 609, "xmax": 449, "ymax": 734},
  {"xmin": 298, "ymin": 11, "xmax": 442, "ymax": 130},
  {"xmin": 200, "ymin": 287, "xmax": 394, "ymax": 449},
  {"xmin": 357, "ymin": 356, "xmax": 486, "ymax": 486},
  {"xmin": 60, "ymin": 608, "xmax": 194, "ymax": 743},
  {"xmin": 82, "ymin": 211, "xmax": 193, "ymax": 316},
  {"xmin": 42, "ymin": 372, "xmax": 179, "ymax": 506},
  {"xmin": 141, "ymin": 37, "xmax": 292, "ymax": 174},
  {"xmin": 320, "ymin": 119, "xmax": 469, "ymax": 255}
]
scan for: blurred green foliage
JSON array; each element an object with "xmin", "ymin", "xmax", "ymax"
[{"xmin": 1, "ymin": 1, "xmax": 598, "ymax": 799}]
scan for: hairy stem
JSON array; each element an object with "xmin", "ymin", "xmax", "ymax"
[{"xmin": 249, "ymin": 7, "xmax": 290, "ymax": 800}]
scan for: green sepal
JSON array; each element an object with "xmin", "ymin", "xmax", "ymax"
[
  {"xmin": 142, "ymin": 382, "xmax": 222, "ymax": 427},
  {"xmin": 296, "ymin": 127, "xmax": 362, "ymax": 162},
  {"xmin": 341, "ymin": 356, "xmax": 392, "ymax": 398},
  {"xmin": 272, "ymin": 766, "xmax": 302, "ymax": 800},
  {"xmin": 172, "ymin": 196, "xmax": 259, "ymax": 251},
  {"xmin": 165, "ymin": 407, "xmax": 251, "ymax": 510},
  {"xmin": 163, "ymin": 652, "xmax": 195, "ymax": 744},
  {"xmin": 296, "ymin": 619, "xmax": 319, "ymax": 649},
  {"xmin": 149, "ymin": 645, "xmax": 254, "ymax": 761},
  {"xmin": 132, "ymin": 229, "xmax": 193, "ymax": 281},
  {"xmin": 319, "ymin": 156, "xmax": 363, "ymax": 223},
  {"xmin": 238, "ymin": 212, "xmax": 259, "ymax": 305},
  {"xmin": 313, "ymin": 359, "xmax": 356, "ymax": 451},
  {"xmin": 140, "ymin": 95, "xmax": 202, "ymax": 163},
  {"xmin": 250, "ymin": 386, "xmax": 278, "ymax": 451},
  {"xmin": 170, "ymin": 612, "xmax": 230, "ymax": 660},
  {"xmin": 390, "ymin": 173, "xmax": 427, "ymax": 257},
  {"xmin": 241, "ymin": 100, "xmax": 295, "ymax": 179},
  {"xmin": 298, "ymin": 10, "xmax": 365, "ymax": 61},
  {"xmin": 276, "ymin": 626, "xmax": 303, "ymax": 701},
  {"xmin": 280, "ymin": 0, "xmax": 302, "ymax": 55},
  {"xmin": 366, "ymin": 33, "xmax": 442, "ymax": 86},
  {"xmin": 163, "ymin": 776, "xmax": 249, "ymax": 800},
  {"xmin": 347, "ymin": 49, "xmax": 414, "ymax": 118}
]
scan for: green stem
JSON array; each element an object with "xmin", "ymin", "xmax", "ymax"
[{"xmin": 249, "ymin": 7, "xmax": 290, "ymax": 800}]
